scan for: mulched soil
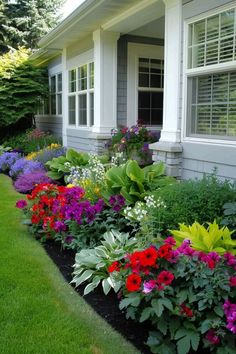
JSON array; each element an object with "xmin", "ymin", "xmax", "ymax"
[{"xmin": 43, "ymin": 241, "xmax": 151, "ymax": 354}]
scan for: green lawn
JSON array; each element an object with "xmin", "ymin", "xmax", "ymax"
[{"xmin": 0, "ymin": 174, "xmax": 139, "ymax": 354}]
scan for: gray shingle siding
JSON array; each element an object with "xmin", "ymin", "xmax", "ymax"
[{"xmin": 35, "ymin": 116, "xmax": 62, "ymax": 138}]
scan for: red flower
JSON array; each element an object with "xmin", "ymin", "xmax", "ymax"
[
  {"xmin": 158, "ymin": 245, "xmax": 172, "ymax": 260},
  {"xmin": 128, "ymin": 251, "xmax": 141, "ymax": 268},
  {"xmin": 157, "ymin": 270, "xmax": 174, "ymax": 286},
  {"xmin": 180, "ymin": 304, "xmax": 193, "ymax": 318},
  {"xmin": 126, "ymin": 274, "xmax": 142, "ymax": 292},
  {"xmin": 207, "ymin": 259, "xmax": 215, "ymax": 269},
  {"xmin": 108, "ymin": 261, "xmax": 120, "ymax": 273},
  {"xmin": 230, "ymin": 276, "xmax": 236, "ymax": 287},
  {"xmin": 31, "ymin": 214, "xmax": 40, "ymax": 224},
  {"xmin": 139, "ymin": 247, "xmax": 158, "ymax": 267}
]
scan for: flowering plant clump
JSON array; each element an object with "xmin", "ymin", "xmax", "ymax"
[
  {"xmin": 14, "ymin": 169, "xmax": 52, "ymax": 193},
  {"xmin": 107, "ymin": 237, "xmax": 236, "ymax": 354},
  {"xmin": 108, "ymin": 124, "xmax": 160, "ymax": 165},
  {"xmin": 26, "ymin": 144, "xmax": 66, "ymax": 165},
  {"xmin": 17, "ymin": 183, "xmax": 127, "ymax": 249},
  {"xmin": 9, "ymin": 157, "xmax": 44, "ymax": 179},
  {"xmin": 65, "ymin": 153, "xmax": 106, "ymax": 202},
  {"xmin": 0, "ymin": 151, "xmax": 21, "ymax": 172}
]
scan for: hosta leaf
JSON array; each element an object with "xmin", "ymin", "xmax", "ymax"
[
  {"xmin": 102, "ymin": 278, "xmax": 111, "ymax": 295},
  {"xmin": 75, "ymin": 269, "xmax": 94, "ymax": 287}
]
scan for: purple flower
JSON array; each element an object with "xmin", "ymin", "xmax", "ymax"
[
  {"xmin": 143, "ymin": 280, "xmax": 156, "ymax": 294},
  {"xmin": 164, "ymin": 236, "xmax": 176, "ymax": 246},
  {"xmin": 16, "ymin": 199, "xmax": 28, "ymax": 209},
  {"xmin": 0, "ymin": 152, "xmax": 21, "ymax": 172},
  {"xmin": 226, "ymin": 312, "xmax": 236, "ymax": 334},
  {"xmin": 109, "ymin": 194, "xmax": 125, "ymax": 212},
  {"xmin": 54, "ymin": 221, "xmax": 67, "ymax": 232},
  {"xmin": 224, "ymin": 252, "xmax": 236, "ymax": 266},
  {"xmin": 14, "ymin": 169, "xmax": 52, "ymax": 193},
  {"xmin": 9, "ymin": 158, "xmax": 44, "ymax": 179},
  {"xmin": 65, "ymin": 235, "xmax": 74, "ymax": 244}
]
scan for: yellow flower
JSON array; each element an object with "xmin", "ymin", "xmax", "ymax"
[
  {"xmin": 94, "ymin": 187, "xmax": 100, "ymax": 194},
  {"xmin": 66, "ymin": 184, "xmax": 75, "ymax": 188}
]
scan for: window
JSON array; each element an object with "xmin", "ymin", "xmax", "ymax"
[
  {"xmin": 68, "ymin": 62, "xmax": 94, "ymax": 127},
  {"xmin": 49, "ymin": 73, "xmax": 62, "ymax": 116},
  {"xmin": 138, "ymin": 58, "xmax": 164, "ymax": 126},
  {"xmin": 186, "ymin": 6, "xmax": 236, "ymax": 139}
]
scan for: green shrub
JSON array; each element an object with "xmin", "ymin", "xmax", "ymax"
[
  {"xmin": 153, "ymin": 175, "xmax": 236, "ymax": 234},
  {"xmin": 221, "ymin": 202, "xmax": 236, "ymax": 237}
]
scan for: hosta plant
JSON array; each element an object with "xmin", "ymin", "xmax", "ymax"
[
  {"xmin": 72, "ymin": 229, "xmax": 138, "ymax": 295},
  {"xmin": 102, "ymin": 160, "xmax": 175, "ymax": 204},
  {"xmin": 171, "ymin": 221, "xmax": 236, "ymax": 255},
  {"xmin": 107, "ymin": 237, "xmax": 236, "ymax": 354}
]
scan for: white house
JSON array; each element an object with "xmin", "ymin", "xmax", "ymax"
[{"xmin": 31, "ymin": 0, "xmax": 236, "ymax": 181}]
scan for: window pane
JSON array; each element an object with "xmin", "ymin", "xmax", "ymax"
[
  {"xmin": 138, "ymin": 91, "xmax": 163, "ymax": 126},
  {"xmin": 90, "ymin": 92, "xmax": 94, "ymax": 126},
  {"xmin": 190, "ymin": 72, "xmax": 236, "ymax": 137},
  {"xmin": 139, "ymin": 74, "xmax": 149, "ymax": 87},
  {"xmin": 78, "ymin": 65, "xmax": 87, "ymax": 91},
  {"xmin": 207, "ymin": 15, "xmax": 219, "ymax": 42},
  {"xmin": 150, "ymin": 74, "xmax": 161, "ymax": 88},
  {"xmin": 57, "ymin": 73, "xmax": 62, "ymax": 92},
  {"xmin": 89, "ymin": 62, "xmax": 94, "ymax": 89},
  {"xmin": 78, "ymin": 94, "xmax": 87, "ymax": 125},
  {"xmin": 69, "ymin": 69, "xmax": 76, "ymax": 92},
  {"xmin": 50, "ymin": 94, "xmax": 56, "ymax": 114},
  {"xmin": 150, "ymin": 59, "xmax": 162, "ymax": 74},
  {"xmin": 189, "ymin": 8, "xmax": 236, "ymax": 68},
  {"xmin": 68, "ymin": 96, "xmax": 76, "ymax": 125},
  {"xmin": 139, "ymin": 58, "xmax": 149, "ymax": 72},
  {"xmin": 221, "ymin": 10, "xmax": 234, "ymax": 37},
  {"xmin": 57, "ymin": 93, "xmax": 62, "ymax": 115},
  {"xmin": 50, "ymin": 76, "xmax": 56, "ymax": 93}
]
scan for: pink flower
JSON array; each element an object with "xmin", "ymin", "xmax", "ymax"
[
  {"xmin": 229, "ymin": 276, "xmax": 236, "ymax": 287},
  {"xmin": 164, "ymin": 236, "xmax": 176, "ymax": 246},
  {"xmin": 143, "ymin": 280, "xmax": 156, "ymax": 294},
  {"xmin": 205, "ymin": 329, "xmax": 220, "ymax": 345}
]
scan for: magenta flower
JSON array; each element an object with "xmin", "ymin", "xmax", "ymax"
[
  {"xmin": 164, "ymin": 236, "xmax": 176, "ymax": 246},
  {"xmin": 229, "ymin": 276, "xmax": 236, "ymax": 287},
  {"xmin": 205, "ymin": 329, "xmax": 221, "ymax": 345},
  {"xmin": 143, "ymin": 280, "xmax": 157, "ymax": 294},
  {"xmin": 16, "ymin": 200, "xmax": 28, "ymax": 209}
]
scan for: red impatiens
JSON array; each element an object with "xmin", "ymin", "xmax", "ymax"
[
  {"xmin": 108, "ymin": 261, "xmax": 121, "ymax": 273},
  {"xmin": 139, "ymin": 247, "xmax": 158, "ymax": 267},
  {"xmin": 126, "ymin": 274, "xmax": 142, "ymax": 292},
  {"xmin": 157, "ymin": 270, "xmax": 175, "ymax": 286}
]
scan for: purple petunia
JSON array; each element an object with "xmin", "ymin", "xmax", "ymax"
[
  {"xmin": 16, "ymin": 199, "xmax": 28, "ymax": 209},
  {"xmin": 109, "ymin": 194, "xmax": 125, "ymax": 212}
]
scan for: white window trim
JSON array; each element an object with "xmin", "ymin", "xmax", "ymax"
[
  {"xmin": 67, "ymin": 50, "xmax": 94, "ymax": 130},
  {"xmin": 127, "ymin": 43, "xmax": 164, "ymax": 128},
  {"xmin": 49, "ymin": 72, "xmax": 63, "ymax": 116},
  {"xmin": 182, "ymin": 2, "xmax": 236, "ymax": 146}
]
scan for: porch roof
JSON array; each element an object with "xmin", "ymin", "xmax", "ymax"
[{"xmin": 31, "ymin": 0, "xmax": 165, "ymax": 65}]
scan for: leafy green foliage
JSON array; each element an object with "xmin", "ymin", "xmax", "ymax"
[
  {"xmin": 0, "ymin": 48, "xmax": 48, "ymax": 127},
  {"xmin": 46, "ymin": 149, "xmax": 90, "ymax": 180},
  {"xmin": 155, "ymin": 175, "xmax": 236, "ymax": 234},
  {"xmin": 72, "ymin": 230, "xmax": 137, "ymax": 295},
  {"xmin": 171, "ymin": 220, "xmax": 236, "ymax": 254},
  {"xmin": 1, "ymin": 0, "xmax": 63, "ymax": 52},
  {"xmin": 222, "ymin": 202, "xmax": 236, "ymax": 237},
  {"xmin": 102, "ymin": 160, "xmax": 175, "ymax": 204}
]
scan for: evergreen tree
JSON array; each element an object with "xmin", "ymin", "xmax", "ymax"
[{"xmin": 0, "ymin": 0, "xmax": 64, "ymax": 52}]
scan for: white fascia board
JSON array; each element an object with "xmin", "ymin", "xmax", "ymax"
[
  {"xmin": 38, "ymin": 0, "xmax": 101, "ymax": 48},
  {"xmin": 102, "ymin": 0, "xmax": 164, "ymax": 33}
]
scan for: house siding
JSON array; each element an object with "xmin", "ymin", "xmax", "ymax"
[
  {"xmin": 35, "ymin": 116, "xmax": 63, "ymax": 138},
  {"xmin": 117, "ymin": 35, "xmax": 164, "ymax": 127},
  {"xmin": 66, "ymin": 129, "xmax": 109, "ymax": 154},
  {"xmin": 35, "ymin": 56, "xmax": 63, "ymax": 137},
  {"xmin": 181, "ymin": 0, "xmax": 236, "ymax": 181}
]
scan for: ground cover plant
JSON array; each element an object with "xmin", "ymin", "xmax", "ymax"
[{"xmin": 0, "ymin": 173, "xmax": 139, "ymax": 354}]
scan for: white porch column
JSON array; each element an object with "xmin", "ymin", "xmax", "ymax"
[
  {"xmin": 149, "ymin": 0, "xmax": 182, "ymax": 177},
  {"xmin": 160, "ymin": 0, "xmax": 182, "ymax": 143},
  {"xmin": 62, "ymin": 48, "xmax": 68, "ymax": 146},
  {"xmin": 92, "ymin": 29, "xmax": 120, "ymax": 134}
]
